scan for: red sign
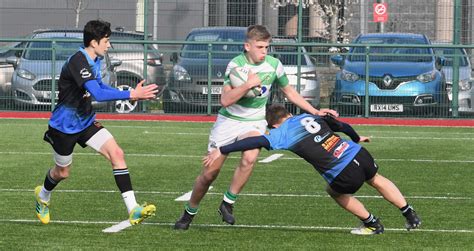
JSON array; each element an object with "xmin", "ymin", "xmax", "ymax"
[{"xmin": 373, "ymin": 3, "xmax": 388, "ymax": 23}]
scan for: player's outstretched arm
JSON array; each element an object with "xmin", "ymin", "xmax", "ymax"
[
  {"xmin": 281, "ymin": 85, "xmax": 339, "ymax": 117},
  {"xmin": 130, "ymin": 80, "xmax": 159, "ymax": 101}
]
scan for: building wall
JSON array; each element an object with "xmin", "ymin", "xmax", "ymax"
[{"xmin": 0, "ymin": 0, "xmax": 470, "ymax": 45}]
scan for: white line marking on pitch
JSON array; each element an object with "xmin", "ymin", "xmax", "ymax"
[
  {"xmin": 2, "ymin": 151, "xmax": 474, "ymax": 164},
  {"xmin": 3, "ymin": 219, "xmax": 473, "ymax": 234},
  {"xmin": 0, "ymin": 188, "xmax": 470, "ymax": 200},
  {"xmin": 175, "ymin": 186, "xmax": 213, "ymax": 201},
  {"xmin": 102, "ymin": 220, "xmax": 131, "ymax": 233},
  {"xmin": 258, "ymin": 154, "xmax": 284, "ymax": 163}
]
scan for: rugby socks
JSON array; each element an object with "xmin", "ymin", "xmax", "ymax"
[
  {"xmin": 362, "ymin": 213, "xmax": 377, "ymax": 224},
  {"xmin": 223, "ymin": 190, "xmax": 237, "ymax": 204},
  {"xmin": 400, "ymin": 204, "xmax": 414, "ymax": 217},
  {"xmin": 185, "ymin": 203, "xmax": 198, "ymax": 215},
  {"xmin": 113, "ymin": 168, "xmax": 138, "ymax": 213},
  {"xmin": 40, "ymin": 169, "xmax": 59, "ymax": 202}
]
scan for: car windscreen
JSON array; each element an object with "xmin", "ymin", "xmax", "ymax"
[
  {"xmin": 349, "ymin": 37, "xmax": 432, "ymax": 62},
  {"xmin": 434, "ymin": 48, "xmax": 469, "ymax": 67},
  {"xmin": 273, "ymin": 45, "xmax": 308, "ymax": 66},
  {"xmin": 181, "ymin": 31, "xmax": 245, "ymax": 59},
  {"xmin": 24, "ymin": 40, "xmax": 82, "ymax": 60}
]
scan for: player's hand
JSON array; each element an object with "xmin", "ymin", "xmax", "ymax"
[
  {"xmin": 317, "ymin": 108, "xmax": 339, "ymax": 117},
  {"xmin": 202, "ymin": 148, "xmax": 222, "ymax": 167},
  {"xmin": 245, "ymin": 70, "xmax": 261, "ymax": 89},
  {"xmin": 359, "ymin": 136, "xmax": 371, "ymax": 143},
  {"xmin": 130, "ymin": 80, "xmax": 159, "ymax": 100}
]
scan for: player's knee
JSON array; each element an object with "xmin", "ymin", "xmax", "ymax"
[
  {"xmin": 240, "ymin": 155, "xmax": 257, "ymax": 169},
  {"xmin": 110, "ymin": 147, "xmax": 125, "ymax": 163}
]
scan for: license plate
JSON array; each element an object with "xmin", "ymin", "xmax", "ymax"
[
  {"xmin": 370, "ymin": 104, "xmax": 403, "ymax": 112},
  {"xmin": 44, "ymin": 91, "xmax": 59, "ymax": 99},
  {"xmin": 202, "ymin": 86, "xmax": 222, "ymax": 95}
]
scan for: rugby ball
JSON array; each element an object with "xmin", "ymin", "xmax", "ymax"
[{"xmin": 229, "ymin": 66, "xmax": 262, "ymax": 98}]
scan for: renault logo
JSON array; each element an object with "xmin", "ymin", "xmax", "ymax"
[
  {"xmin": 383, "ymin": 75, "xmax": 392, "ymax": 87},
  {"xmin": 216, "ymin": 71, "xmax": 222, "ymax": 78}
]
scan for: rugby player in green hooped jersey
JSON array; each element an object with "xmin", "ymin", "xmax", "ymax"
[{"xmin": 174, "ymin": 24, "xmax": 339, "ymax": 230}]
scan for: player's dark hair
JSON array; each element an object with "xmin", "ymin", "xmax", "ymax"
[
  {"xmin": 266, "ymin": 104, "xmax": 290, "ymax": 128},
  {"xmin": 246, "ymin": 25, "xmax": 271, "ymax": 42},
  {"xmin": 83, "ymin": 20, "xmax": 112, "ymax": 47}
]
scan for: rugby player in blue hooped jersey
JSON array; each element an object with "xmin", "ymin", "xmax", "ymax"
[
  {"xmin": 34, "ymin": 20, "xmax": 157, "ymax": 225},
  {"xmin": 203, "ymin": 104, "xmax": 422, "ymax": 235}
]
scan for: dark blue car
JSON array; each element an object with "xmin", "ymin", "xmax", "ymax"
[{"xmin": 330, "ymin": 33, "xmax": 448, "ymax": 116}]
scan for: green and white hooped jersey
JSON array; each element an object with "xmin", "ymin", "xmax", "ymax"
[{"xmin": 219, "ymin": 53, "xmax": 289, "ymax": 121}]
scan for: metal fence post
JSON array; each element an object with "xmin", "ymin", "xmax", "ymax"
[
  {"xmin": 364, "ymin": 46, "xmax": 370, "ymax": 118},
  {"xmin": 51, "ymin": 40, "xmax": 57, "ymax": 112},
  {"xmin": 451, "ymin": 0, "xmax": 462, "ymax": 117},
  {"xmin": 296, "ymin": 0, "xmax": 303, "ymax": 114},
  {"xmin": 142, "ymin": 0, "xmax": 149, "ymax": 112},
  {"xmin": 207, "ymin": 43, "xmax": 213, "ymax": 115}
]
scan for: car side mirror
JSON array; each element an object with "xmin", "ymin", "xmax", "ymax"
[
  {"xmin": 110, "ymin": 57, "xmax": 122, "ymax": 68},
  {"xmin": 330, "ymin": 54, "xmax": 344, "ymax": 67},
  {"xmin": 14, "ymin": 50, "xmax": 22, "ymax": 58},
  {"xmin": 171, "ymin": 52, "xmax": 178, "ymax": 64},
  {"xmin": 435, "ymin": 56, "xmax": 445, "ymax": 71},
  {"xmin": 6, "ymin": 56, "xmax": 18, "ymax": 67}
]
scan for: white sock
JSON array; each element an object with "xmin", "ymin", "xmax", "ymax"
[
  {"xmin": 39, "ymin": 186, "xmax": 51, "ymax": 202},
  {"xmin": 122, "ymin": 190, "xmax": 138, "ymax": 213}
]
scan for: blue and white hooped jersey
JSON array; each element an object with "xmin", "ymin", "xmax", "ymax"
[{"xmin": 264, "ymin": 114, "xmax": 361, "ymax": 184}]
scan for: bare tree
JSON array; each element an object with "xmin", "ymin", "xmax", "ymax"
[
  {"xmin": 271, "ymin": 0, "xmax": 357, "ymax": 44},
  {"xmin": 69, "ymin": 0, "xmax": 91, "ymax": 28}
]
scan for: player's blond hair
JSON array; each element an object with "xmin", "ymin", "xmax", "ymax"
[{"xmin": 246, "ymin": 25, "xmax": 271, "ymax": 42}]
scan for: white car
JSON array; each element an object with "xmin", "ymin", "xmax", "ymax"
[{"xmin": 434, "ymin": 45, "xmax": 474, "ymax": 114}]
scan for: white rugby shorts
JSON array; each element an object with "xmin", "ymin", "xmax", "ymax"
[{"xmin": 207, "ymin": 114, "xmax": 267, "ymax": 152}]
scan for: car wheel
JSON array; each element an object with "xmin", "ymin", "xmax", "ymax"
[{"xmin": 115, "ymin": 84, "xmax": 138, "ymax": 113}]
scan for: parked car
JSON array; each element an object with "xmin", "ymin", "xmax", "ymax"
[
  {"xmin": 164, "ymin": 26, "xmax": 320, "ymax": 113},
  {"xmin": 330, "ymin": 33, "xmax": 448, "ymax": 116},
  {"xmin": 0, "ymin": 41, "xmax": 26, "ymax": 96},
  {"xmin": 269, "ymin": 37, "xmax": 320, "ymax": 111},
  {"xmin": 6, "ymin": 30, "xmax": 121, "ymax": 112},
  {"xmin": 433, "ymin": 44, "xmax": 474, "ymax": 114},
  {"xmin": 109, "ymin": 30, "xmax": 166, "ymax": 96},
  {"xmin": 164, "ymin": 26, "xmax": 246, "ymax": 113}
]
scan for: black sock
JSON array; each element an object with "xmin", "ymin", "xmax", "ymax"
[
  {"xmin": 400, "ymin": 204, "xmax": 414, "ymax": 217},
  {"xmin": 113, "ymin": 168, "xmax": 133, "ymax": 193},
  {"xmin": 43, "ymin": 169, "xmax": 59, "ymax": 191}
]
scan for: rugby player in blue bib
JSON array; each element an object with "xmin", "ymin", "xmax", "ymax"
[{"xmin": 203, "ymin": 104, "xmax": 421, "ymax": 235}]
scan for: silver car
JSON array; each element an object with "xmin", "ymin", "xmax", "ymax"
[
  {"xmin": 0, "ymin": 41, "xmax": 26, "ymax": 96},
  {"xmin": 7, "ymin": 30, "xmax": 120, "ymax": 111},
  {"xmin": 270, "ymin": 37, "xmax": 321, "ymax": 109},
  {"xmin": 434, "ymin": 45, "xmax": 474, "ymax": 114},
  {"xmin": 109, "ymin": 30, "xmax": 166, "ymax": 94}
]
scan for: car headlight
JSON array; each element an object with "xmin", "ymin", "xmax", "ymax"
[
  {"xmin": 341, "ymin": 69, "xmax": 359, "ymax": 82},
  {"xmin": 17, "ymin": 69, "xmax": 36, "ymax": 80},
  {"xmin": 416, "ymin": 70, "xmax": 436, "ymax": 83},
  {"xmin": 173, "ymin": 65, "xmax": 191, "ymax": 81}
]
